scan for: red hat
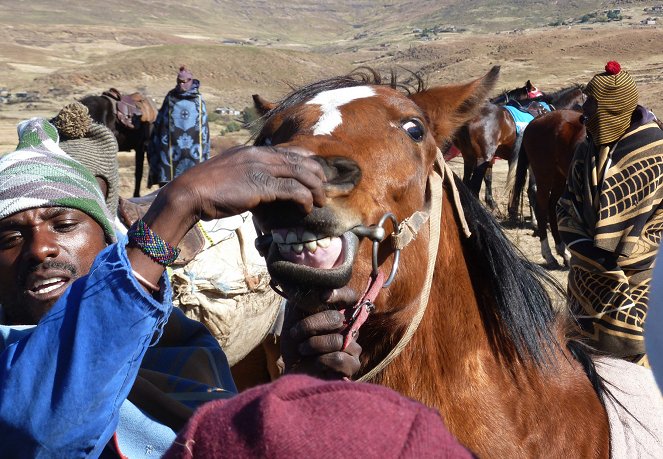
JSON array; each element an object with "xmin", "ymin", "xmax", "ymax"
[{"xmin": 163, "ymin": 374, "xmax": 475, "ymax": 458}]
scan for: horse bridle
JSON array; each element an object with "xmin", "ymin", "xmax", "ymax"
[
  {"xmin": 347, "ymin": 149, "xmax": 471, "ymax": 382},
  {"xmin": 255, "ymin": 149, "xmax": 470, "ymax": 382}
]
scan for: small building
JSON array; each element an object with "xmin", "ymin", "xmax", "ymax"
[{"xmin": 215, "ymin": 107, "xmax": 241, "ymax": 116}]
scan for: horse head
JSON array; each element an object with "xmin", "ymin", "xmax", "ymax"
[
  {"xmin": 251, "ymin": 65, "xmax": 499, "ymax": 339},
  {"xmin": 250, "ymin": 68, "xmax": 617, "ymax": 458}
]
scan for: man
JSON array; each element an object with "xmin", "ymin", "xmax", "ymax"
[
  {"xmin": 557, "ymin": 60, "xmax": 663, "ymax": 366},
  {"xmin": 148, "ymin": 66, "xmax": 210, "ymax": 188},
  {"xmin": 0, "ymin": 117, "xmax": 361, "ymax": 457}
]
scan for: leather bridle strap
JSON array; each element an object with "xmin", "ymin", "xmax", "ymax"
[{"xmin": 356, "ymin": 153, "xmax": 445, "ymax": 382}]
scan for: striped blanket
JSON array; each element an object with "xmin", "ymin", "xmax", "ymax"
[{"xmin": 558, "ymin": 116, "xmax": 663, "ymax": 364}]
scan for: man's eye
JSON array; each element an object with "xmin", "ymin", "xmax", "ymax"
[
  {"xmin": 54, "ymin": 221, "xmax": 79, "ymax": 232},
  {"xmin": 0, "ymin": 232, "xmax": 22, "ymax": 249}
]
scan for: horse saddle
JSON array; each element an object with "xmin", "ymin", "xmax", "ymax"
[
  {"xmin": 102, "ymin": 88, "xmax": 157, "ymax": 129},
  {"xmin": 503, "ymin": 101, "xmax": 552, "ymax": 135},
  {"xmin": 117, "ymin": 192, "xmax": 205, "ymax": 267}
]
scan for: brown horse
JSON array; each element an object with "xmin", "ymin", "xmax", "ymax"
[
  {"xmin": 508, "ymin": 110, "xmax": 586, "ymax": 267},
  {"xmin": 454, "ymin": 85, "xmax": 586, "ymax": 211},
  {"xmin": 249, "ymin": 67, "xmax": 611, "ymax": 457},
  {"xmin": 80, "ymin": 91, "xmax": 156, "ymax": 197}
]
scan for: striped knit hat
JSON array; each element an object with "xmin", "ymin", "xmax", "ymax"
[
  {"xmin": 52, "ymin": 102, "xmax": 121, "ymax": 216},
  {"xmin": 0, "ymin": 118, "xmax": 116, "ymax": 242},
  {"xmin": 584, "ymin": 61, "xmax": 638, "ymax": 146}
]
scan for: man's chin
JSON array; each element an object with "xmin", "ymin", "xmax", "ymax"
[{"xmin": 4, "ymin": 296, "xmax": 59, "ymax": 326}]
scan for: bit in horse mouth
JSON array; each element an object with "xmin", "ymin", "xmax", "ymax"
[{"xmin": 264, "ymin": 231, "xmax": 359, "ymax": 290}]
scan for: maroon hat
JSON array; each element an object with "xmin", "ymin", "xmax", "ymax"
[
  {"xmin": 163, "ymin": 375, "xmax": 474, "ymax": 458},
  {"xmin": 177, "ymin": 66, "xmax": 193, "ymax": 81}
]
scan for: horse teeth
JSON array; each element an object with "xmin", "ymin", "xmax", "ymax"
[
  {"xmin": 278, "ymin": 243, "xmax": 291, "ymax": 255},
  {"xmin": 285, "ymin": 231, "xmax": 299, "ymax": 245},
  {"xmin": 271, "ymin": 232, "xmax": 285, "ymax": 244},
  {"xmin": 292, "ymin": 243, "xmax": 304, "ymax": 254},
  {"xmin": 317, "ymin": 236, "xmax": 331, "ymax": 248},
  {"xmin": 304, "ymin": 240, "xmax": 318, "ymax": 253},
  {"xmin": 302, "ymin": 231, "xmax": 317, "ymax": 243}
]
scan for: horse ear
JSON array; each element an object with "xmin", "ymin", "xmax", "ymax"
[
  {"xmin": 252, "ymin": 94, "xmax": 277, "ymax": 116},
  {"xmin": 409, "ymin": 65, "xmax": 500, "ymax": 146},
  {"xmin": 526, "ymin": 80, "xmax": 533, "ymax": 90}
]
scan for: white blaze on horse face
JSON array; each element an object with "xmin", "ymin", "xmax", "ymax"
[{"xmin": 306, "ymin": 86, "xmax": 376, "ymax": 136}]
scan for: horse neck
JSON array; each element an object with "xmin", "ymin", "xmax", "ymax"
[
  {"xmin": 363, "ymin": 194, "xmax": 492, "ymax": 390},
  {"xmin": 360, "ymin": 191, "xmax": 610, "ymax": 456}
]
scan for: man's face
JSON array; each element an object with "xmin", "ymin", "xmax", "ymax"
[
  {"xmin": 177, "ymin": 77, "xmax": 193, "ymax": 92},
  {"xmin": 582, "ymin": 95, "xmax": 598, "ymax": 121},
  {"xmin": 0, "ymin": 207, "xmax": 106, "ymax": 325}
]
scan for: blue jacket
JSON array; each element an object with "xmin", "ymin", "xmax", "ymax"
[{"xmin": 0, "ymin": 240, "xmax": 236, "ymax": 458}]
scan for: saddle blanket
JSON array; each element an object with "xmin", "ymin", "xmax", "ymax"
[
  {"xmin": 503, "ymin": 106, "xmax": 534, "ymax": 135},
  {"xmin": 595, "ymin": 357, "xmax": 663, "ymax": 458},
  {"xmin": 503, "ymin": 101, "xmax": 552, "ymax": 135}
]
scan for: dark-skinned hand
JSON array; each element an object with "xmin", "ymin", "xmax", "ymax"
[
  {"xmin": 157, "ymin": 145, "xmax": 326, "ymax": 225},
  {"xmin": 281, "ymin": 306, "xmax": 362, "ymax": 380},
  {"xmin": 131, "ymin": 145, "xmax": 326, "ymax": 295}
]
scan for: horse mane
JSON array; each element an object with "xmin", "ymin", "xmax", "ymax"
[
  {"xmin": 534, "ymin": 84, "xmax": 585, "ymax": 105},
  {"xmin": 453, "ymin": 174, "xmax": 565, "ymax": 367},
  {"xmin": 489, "ymin": 84, "xmax": 528, "ymax": 104},
  {"xmin": 252, "ymin": 67, "xmax": 424, "ymax": 143}
]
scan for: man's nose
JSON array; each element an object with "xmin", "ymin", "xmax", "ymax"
[{"xmin": 24, "ymin": 230, "xmax": 60, "ymax": 263}]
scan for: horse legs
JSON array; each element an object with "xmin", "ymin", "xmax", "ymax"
[
  {"xmin": 534, "ymin": 190, "xmax": 559, "ymax": 267},
  {"xmin": 463, "ymin": 161, "xmax": 474, "ymax": 188},
  {"xmin": 134, "ymin": 140, "xmax": 145, "ymax": 198},
  {"xmin": 527, "ymin": 171, "xmax": 538, "ymax": 231},
  {"xmin": 468, "ymin": 162, "xmax": 489, "ymax": 205},
  {"xmin": 483, "ymin": 165, "xmax": 498, "ymax": 211},
  {"xmin": 549, "ymin": 187, "xmax": 571, "ymax": 266}
]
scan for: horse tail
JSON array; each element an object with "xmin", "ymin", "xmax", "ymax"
[{"xmin": 508, "ymin": 135, "xmax": 529, "ymax": 218}]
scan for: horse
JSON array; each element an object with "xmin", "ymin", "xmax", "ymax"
[
  {"xmin": 80, "ymin": 90, "xmax": 156, "ymax": 197},
  {"xmin": 449, "ymin": 81, "xmax": 540, "ymax": 210},
  {"xmin": 454, "ymin": 85, "xmax": 586, "ymax": 211},
  {"xmin": 508, "ymin": 110, "xmax": 586, "ymax": 267},
  {"xmin": 246, "ymin": 67, "xmax": 623, "ymax": 457}
]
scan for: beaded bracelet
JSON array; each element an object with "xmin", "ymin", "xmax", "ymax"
[{"xmin": 127, "ymin": 219, "xmax": 180, "ymax": 266}]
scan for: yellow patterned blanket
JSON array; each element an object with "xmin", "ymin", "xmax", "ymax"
[{"xmin": 558, "ymin": 116, "xmax": 663, "ymax": 364}]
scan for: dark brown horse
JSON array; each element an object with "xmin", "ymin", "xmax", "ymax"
[
  {"xmin": 80, "ymin": 92, "xmax": 155, "ymax": 197},
  {"xmin": 454, "ymin": 85, "xmax": 586, "ymax": 211},
  {"xmin": 249, "ymin": 67, "xmax": 612, "ymax": 457},
  {"xmin": 508, "ymin": 110, "xmax": 586, "ymax": 267}
]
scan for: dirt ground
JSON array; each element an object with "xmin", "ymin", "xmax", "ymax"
[{"xmin": 4, "ymin": 17, "xmax": 662, "ymax": 293}]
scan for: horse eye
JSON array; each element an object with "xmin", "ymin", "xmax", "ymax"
[
  {"xmin": 263, "ymin": 137, "xmax": 273, "ymax": 146},
  {"xmin": 402, "ymin": 120, "xmax": 425, "ymax": 142}
]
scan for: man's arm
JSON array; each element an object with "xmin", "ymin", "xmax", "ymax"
[{"xmin": 0, "ymin": 242, "xmax": 172, "ymax": 457}]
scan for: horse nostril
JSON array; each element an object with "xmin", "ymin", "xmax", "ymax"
[{"xmin": 313, "ymin": 156, "xmax": 362, "ymax": 197}]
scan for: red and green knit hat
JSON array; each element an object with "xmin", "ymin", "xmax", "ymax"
[
  {"xmin": 0, "ymin": 118, "xmax": 117, "ymax": 242},
  {"xmin": 584, "ymin": 60, "xmax": 639, "ymax": 145}
]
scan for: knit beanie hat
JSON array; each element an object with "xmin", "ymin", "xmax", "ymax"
[
  {"xmin": 163, "ymin": 374, "xmax": 475, "ymax": 459},
  {"xmin": 0, "ymin": 118, "xmax": 116, "ymax": 243},
  {"xmin": 51, "ymin": 102, "xmax": 121, "ymax": 216},
  {"xmin": 584, "ymin": 61, "xmax": 639, "ymax": 146},
  {"xmin": 177, "ymin": 66, "xmax": 193, "ymax": 81}
]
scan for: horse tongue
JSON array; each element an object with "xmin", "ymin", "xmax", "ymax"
[{"xmin": 280, "ymin": 237, "xmax": 344, "ymax": 269}]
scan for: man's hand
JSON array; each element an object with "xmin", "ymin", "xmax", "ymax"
[
  {"xmin": 130, "ymin": 145, "xmax": 326, "ymax": 290},
  {"xmin": 163, "ymin": 145, "xmax": 326, "ymax": 224},
  {"xmin": 281, "ymin": 309, "xmax": 362, "ymax": 380}
]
